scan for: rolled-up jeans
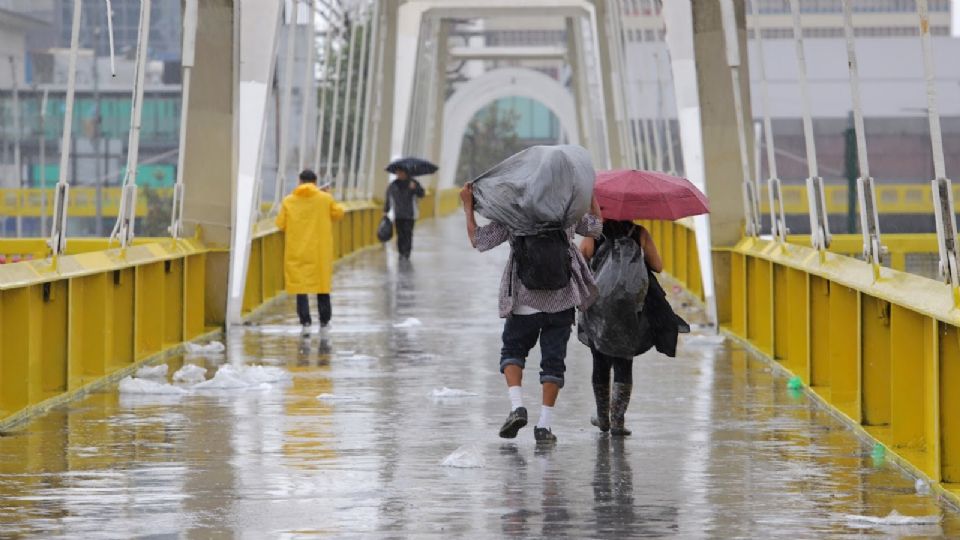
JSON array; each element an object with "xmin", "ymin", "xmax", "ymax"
[{"xmin": 499, "ymin": 308, "xmax": 575, "ymax": 388}]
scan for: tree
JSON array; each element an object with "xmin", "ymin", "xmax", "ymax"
[
  {"xmin": 456, "ymin": 101, "xmax": 526, "ymax": 185},
  {"xmin": 139, "ymin": 186, "xmax": 172, "ymax": 237}
]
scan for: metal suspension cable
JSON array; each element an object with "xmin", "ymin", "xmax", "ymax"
[
  {"xmin": 335, "ymin": 15, "xmax": 359, "ymax": 201},
  {"xmin": 364, "ymin": 6, "xmax": 387, "ymax": 200},
  {"xmin": 169, "ymin": 0, "xmax": 197, "ymax": 239},
  {"xmin": 355, "ymin": 0, "xmax": 380, "ymax": 200},
  {"xmin": 751, "ymin": 0, "xmax": 786, "ymax": 242},
  {"xmin": 49, "ymin": 0, "xmax": 83, "ymax": 256},
  {"xmin": 916, "ymin": 0, "xmax": 958, "ymax": 290},
  {"xmin": 313, "ymin": 10, "xmax": 336, "ymax": 174},
  {"xmin": 110, "ymin": 0, "xmax": 151, "ymax": 248},
  {"xmin": 10, "ymin": 57, "xmax": 22, "ymax": 237},
  {"xmin": 348, "ymin": 5, "xmax": 371, "ymax": 198},
  {"xmin": 719, "ymin": 0, "xmax": 760, "ymax": 237},
  {"xmin": 105, "ymin": 0, "xmax": 117, "ymax": 75},
  {"xmin": 324, "ymin": 22, "xmax": 348, "ymax": 188},
  {"xmin": 840, "ymin": 0, "xmax": 884, "ymax": 269},
  {"xmin": 641, "ymin": 0, "xmax": 665, "ymax": 171},
  {"xmin": 614, "ymin": 0, "xmax": 639, "ymax": 169},
  {"xmin": 606, "ymin": 0, "xmax": 631, "ymax": 168},
  {"xmin": 270, "ymin": 1, "xmax": 299, "ymax": 214},
  {"xmin": 652, "ymin": 0, "xmax": 677, "ymax": 174},
  {"xmin": 298, "ymin": 0, "xmax": 317, "ymax": 171},
  {"xmin": 788, "ymin": 0, "xmax": 830, "ymax": 250}
]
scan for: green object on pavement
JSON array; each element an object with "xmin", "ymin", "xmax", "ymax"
[{"xmin": 787, "ymin": 376, "xmax": 803, "ymax": 390}]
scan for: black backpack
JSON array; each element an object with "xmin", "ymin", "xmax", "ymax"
[{"xmin": 512, "ymin": 227, "xmax": 572, "ymax": 290}]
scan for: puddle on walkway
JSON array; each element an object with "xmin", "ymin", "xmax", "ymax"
[{"xmin": 0, "ymin": 216, "xmax": 957, "ymax": 538}]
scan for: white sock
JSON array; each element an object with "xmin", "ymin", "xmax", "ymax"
[
  {"xmin": 508, "ymin": 386, "xmax": 523, "ymax": 410},
  {"xmin": 537, "ymin": 405, "xmax": 554, "ymax": 429}
]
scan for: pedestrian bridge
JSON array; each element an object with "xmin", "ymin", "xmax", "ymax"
[{"xmin": 3, "ymin": 0, "xmax": 960, "ymax": 536}]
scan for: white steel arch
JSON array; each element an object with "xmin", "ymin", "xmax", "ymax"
[{"xmin": 439, "ymin": 67, "xmax": 580, "ymax": 188}]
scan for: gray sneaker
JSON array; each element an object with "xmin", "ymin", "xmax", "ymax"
[
  {"xmin": 499, "ymin": 407, "xmax": 528, "ymax": 439},
  {"xmin": 534, "ymin": 427, "xmax": 557, "ymax": 444}
]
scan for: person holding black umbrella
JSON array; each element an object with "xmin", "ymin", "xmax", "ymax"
[{"xmin": 384, "ymin": 160, "xmax": 430, "ymax": 259}]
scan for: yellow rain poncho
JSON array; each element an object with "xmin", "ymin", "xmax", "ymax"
[{"xmin": 275, "ymin": 183, "xmax": 345, "ymax": 294}]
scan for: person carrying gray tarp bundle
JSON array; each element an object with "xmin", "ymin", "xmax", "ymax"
[{"xmin": 460, "ymin": 144, "xmax": 603, "ymax": 445}]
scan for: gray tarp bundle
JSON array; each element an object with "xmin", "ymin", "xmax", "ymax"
[
  {"xmin": 578, "ymin": 236, "xmax": 650, "ymax": 358},
  {"xmin": 470, "ymin": 145, "xmax": 595, "ymax": 235}
]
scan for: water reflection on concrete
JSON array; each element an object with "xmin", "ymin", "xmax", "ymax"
[{"xmin": 0, "ymin": 215, "xmax": 958, "ymax": 538}]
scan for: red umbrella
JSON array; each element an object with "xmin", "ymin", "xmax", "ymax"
[{"xmin": 594, "ymin": 169, "xmax": 709, "ymax": 221}]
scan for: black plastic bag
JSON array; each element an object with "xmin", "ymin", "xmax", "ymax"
[
  {"xmin": 578, "ymin": 236, "xmax": 649, "ymax": 358},
  {"xmin": 377, "ymin": 216, "xmax": 393, "ymax": 243},
  {"xmin": 512, "ymin": 228, "xmax": 571, "ymax": 290}
]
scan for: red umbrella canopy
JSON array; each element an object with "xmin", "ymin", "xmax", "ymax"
[{"xmin": 594, "ymin": 169, "xmax": 710, "ymax": 221}]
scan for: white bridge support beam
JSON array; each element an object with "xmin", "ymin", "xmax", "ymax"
[{"xmin": 391, "ymin": 0, "xmax": 610, "ymax": 191}]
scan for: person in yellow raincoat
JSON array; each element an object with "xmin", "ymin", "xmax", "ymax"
[{"xmin": 276, "ymin": 170, "xmax": 345, "ymax": 329}]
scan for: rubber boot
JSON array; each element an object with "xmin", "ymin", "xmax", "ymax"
[
  {"xmin": 610, "ymin": 382, "xmax": 633, "ymax": 436},
  {"xmin": 590, "ymin": 383, "xmax": 611, "ymax": 432}
]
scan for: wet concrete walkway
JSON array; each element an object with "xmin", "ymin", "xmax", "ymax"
[{"xmin": 1, "ymin": 215, "xmax": 960, "ymax": 538}]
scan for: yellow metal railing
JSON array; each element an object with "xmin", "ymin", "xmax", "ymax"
[
  {"xmin": 637, "ymin": 219, "xmax": 704, "ymax": 301},
  {"xmin": 0, "ymin": 188, "xmax": 462, "ymax": 429},
  {"xmin": 726, "ymin": 237, "xmax": 960, "ymax": 497},
  {"xmin": 633, "ymin": 216, "xmax": 960, "ymax": 501}
]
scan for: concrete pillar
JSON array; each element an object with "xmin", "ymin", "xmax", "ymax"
[
  {"xmin": 179, "ymin": 0, "xmax": 282, "ymax": 326},
  {"xmin": 664, "ymin": 0, "xmax": 753, "ymax": 325},
  {"xmin": 566, "ymin": 17, "xmax": 590, "ymax": 153},
  {"xmin": 180, "ymin": 0, "xmax": 236, "ymax": 325}
]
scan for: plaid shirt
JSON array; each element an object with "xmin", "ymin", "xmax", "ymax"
[{"xmin": 474, "ymin": 214, "xmax": 603, "ymax": 318}]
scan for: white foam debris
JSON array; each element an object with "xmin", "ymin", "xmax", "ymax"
[
  {"xmin": 430, "ymin": 387, "xmax": 478, "ymax": 398},
  {"xmin": 316, "ymin": 393, "xmax": 359, "ymax": 402},
  {"xmin": 339, "ymin": 354, "xmax": 378, "ymax": 363},
  {"xmin": 683, "ymin": 334, "xmax": 726, "ymax": 346},
  {"xmin": 184, "ymin": 341, "xmax": 226, "ymax": 354},
  {"xmin": 134, "ymin": 364, "xmax": 169, "ymax": 379},
  {"xmin": 845, "ymin": 510, "xmax": 942, "ymax": 526},
  {"xmin": 915, "ymin": 478, "xmax": 932, "ymax": 495},
  {"xmin": 118, "ymin": 377, "xmax": 188, "ymax": 395},
  {"xmin": 172, "ymin": 364, "xmax": 208, "ymax": 385},
  {"xmin": 441, "ymin": 445, "xmax": 485, "ymax": 468},
  {"xmin": 393, "ymin": 318, "xmax": 423, "ymax": 328},
  {"xmin": 192, "ymin": 365, "xmax": 291, "ymax": 390}
]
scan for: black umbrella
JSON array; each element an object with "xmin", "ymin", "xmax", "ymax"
[{"xmin": 385, "ymin": 157, "xmax": 438, "ymax": 177}]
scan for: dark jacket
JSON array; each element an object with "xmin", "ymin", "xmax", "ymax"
[
  {"xmin": 384, "ymin": 179, "xmax": 426, "ymax": 220},
  {"xmin": 636, "ymin": 268, "xmax": 689, "ymax": 358}
]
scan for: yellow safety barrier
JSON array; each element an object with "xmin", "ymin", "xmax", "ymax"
[
  {"xmin": 715, "ymin": 235, "xmax": 960, "ymax": 503},
  {"xmin": 633, "ymin": 218, "xmax": 960, "ymax": 503},
  {"xmin": 0, "ymin": 190, "xmax": 464, "ymax": 429},
  {"xmin": 637, "ymin": 219, "xmax": 704, "ymax": 301},
  {"xmin": 0, "ymin": 238, "xmax": 212, "ymax": 427}
]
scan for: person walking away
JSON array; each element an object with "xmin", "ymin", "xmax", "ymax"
[
  {"xmin": 384, "ymin": 169, "xmax": 426, "ymax": 259},
  {"xmin": 276, "ymin": 169, "xmax": 345, "ymax": 331},
  {"xmin": 579, "ymin": 220, "xmax": 662, "ymax": 436},
  {"xmin": 460, "ymin": 183, "xmax": 603, "ymax": 444}
]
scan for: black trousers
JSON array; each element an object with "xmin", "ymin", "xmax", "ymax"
[
  {"xmin": 591, "ymin": 348, "xmax": 633, "ymax": 385},
  {"xmin": 395, "ymin": 219, "xmax": 416, "ymax": 258},
  {"xmin": 296, "ymin": 294, "xmax": 331, "ymax": 326}
]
